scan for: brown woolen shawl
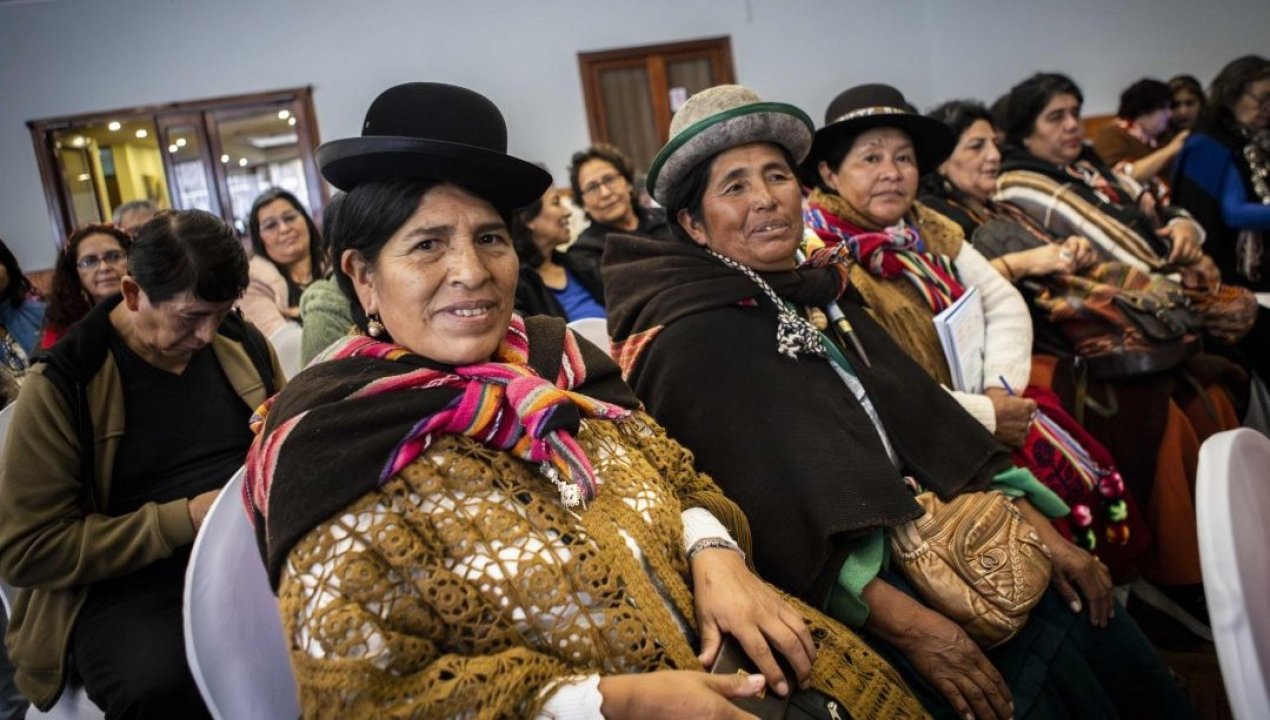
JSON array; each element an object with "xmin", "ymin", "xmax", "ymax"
[{"xmin": 604, "ymin": 233, "xmax": 1012, "ymax": 601}]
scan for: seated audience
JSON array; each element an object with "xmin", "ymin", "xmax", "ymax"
[
  {"xmin": 513, "ymin": 186, "xmax": 606, "ymax": 321},
  {"xmin": 1172, "ymin": 55, "xmax": 1270, "ymax": 381},
  {"xmin": 298, "ymin": 193, "xmax": 353, "ymax": 366},
  {"xmin": 922, "ymin": 99, "xmax": 1238, "ymax": 610},
  {"xmin": 605, "ymin": 83, "xmax": 1195, "ymax": 720},
  {"xmin": 242, "ymin": 188, "xmax": 327, "ymax": 338},
  {"xmin": 40, "ymin": 224, "xmax": 130, "ymax": 348},
  {"xmin": 566, "ymin": 143, "xmax": 670, "ymax": 280},
  {"xmin": 0, "ymin": 209, "xmax": 282, "ymax": 717},
  {"xmin": 113, "ymin": 199, "xmax": 157, "ymax": 237},
  {"xmin": 246, "ymin": 81, "xmax": 921, "ymax": 719},
  {"xmin": 1168, "ymin": 75, "xmax": 1206, "ymax": 134},
  {"xmin": 1093, "ymin": 79, "xmax": 1189, "ymax": 196},
  {"xmin": 996, "ymin": 72, "xmax": 1257, "ymax": 348},
  {"xmin": 800, "ymin": 84, "xmax": 1146, "ymax": 572},
  {"xmin": 0, "ymin": 239, "xmax": 46, "ymax": 401}
]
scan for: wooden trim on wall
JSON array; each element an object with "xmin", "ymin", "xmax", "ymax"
[{"xmin": 577, "ymin": 36, "xmax": 735, "ymax": 166}]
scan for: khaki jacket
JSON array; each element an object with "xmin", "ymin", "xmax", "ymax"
[{"xmin": 0, "ymin": 326, "xmax": 282, "ymax": 709}]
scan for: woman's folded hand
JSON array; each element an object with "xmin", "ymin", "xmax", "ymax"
[
  {"xmin": 691, "ymin": 547, "xmax": 816, "ymax": 697},
  {"xmin": 985, "ymin": 388, "xmax": 1036, "ymax": 449},
  {"xmin": 895, "ymin": 607, "xmax": 1014, "ymax": 720},
  {"xmin": 598, "ymin": 670, "xmax": 764, "ymax": 720}
]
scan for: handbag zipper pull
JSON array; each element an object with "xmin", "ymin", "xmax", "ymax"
[{"xmin": 828, "ymin": 700, "xmax": 844, "ymax": 720}]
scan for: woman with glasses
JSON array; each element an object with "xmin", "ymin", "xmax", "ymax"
[
  {"xmin": 566, "ymin": 144, "xmax": 670, "ymax": 282},
  {"xmin": 40, "ymin": 224, "xmax": 131, "ymax": 349},
  {"xmin": 242, "ymin": 188, "xmax": 328, "ymax": 339},
  {"xmin": 1173, "ymin": 55, "xmax": 1270, "ymax": 380}
]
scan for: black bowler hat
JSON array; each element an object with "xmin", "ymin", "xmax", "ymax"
[
  {"xmin": 798, "ymin": 83, "xmax": 955, "ymax": 187},
  {"xmin": 317, "ymin": 82, "xmax": 551, "ymax": 210}
]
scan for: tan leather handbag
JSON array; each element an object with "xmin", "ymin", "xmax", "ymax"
[{"xmin": 890, "ymin": 490, "xmax": 1053, "ymax": 649}]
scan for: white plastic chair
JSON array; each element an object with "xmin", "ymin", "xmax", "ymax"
[
  {"xmin": 0, "ymin": 404, "xmax": 104, "ymax": 720},
  {"xmin": 1197, "ymin": 428, "xmax": 1270, "ymax": 719},
  {"xmin": 566, "ymin": 317, "xmax": 611, "ymax": 358},
  {"xmin": 268, "ymin": 322, "xmax": 303, "ymax": 381},
  {"xmin": 183, "ymin": 467, "xmax": 299, "ymax": 720}
]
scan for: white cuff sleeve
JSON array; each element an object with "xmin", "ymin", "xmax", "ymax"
[
  {"xmin": 682, "ymin": 507, "xmax": 735, "ymax": 555},
  {"xmin": 948, "ymin": 388, "xmax": 998, "ymax": 433},
  {"xmin": 536, "ymin": 674, "xmax": 603, "ymax": 719}
]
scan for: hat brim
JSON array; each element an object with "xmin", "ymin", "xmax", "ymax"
[
  {"xmin": 797, "ymin": 113, "xmax": 955, "ymax": 188},
  {"xmin": 318, "ymin": 136, "xmax": 552, "ymax": 211},
  {"xmin": 647, "ymin": 102, "xmax": 814, "ymax": 205}
]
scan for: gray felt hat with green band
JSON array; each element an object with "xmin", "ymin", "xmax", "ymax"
[{"xmin": 646, "ymin": 85, "xmax": 814, "ymax": 205}]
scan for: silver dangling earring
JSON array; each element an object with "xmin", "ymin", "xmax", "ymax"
[{"xmin": 367, "ymin": 314, "xmax": 385, "ymax": 338}]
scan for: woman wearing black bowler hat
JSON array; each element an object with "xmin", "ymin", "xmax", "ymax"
[{"xmin": 245, "ymin": 82, "xmax": 923, "ymax": 719}]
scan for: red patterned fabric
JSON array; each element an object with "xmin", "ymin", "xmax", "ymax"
[{"xmin": 1015, "ymin": 386, "xmax": 1150, "ymax": 577}]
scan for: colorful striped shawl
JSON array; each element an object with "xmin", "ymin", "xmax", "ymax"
[
  {"xmin": 244, "ymin": 314, "xmax": 640, "ymax": 587},
  {"xmin": 806, "ymin": 190, "xmax": 966, "ymax": 313}
]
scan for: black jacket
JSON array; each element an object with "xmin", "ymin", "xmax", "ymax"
[{"xmin": 514, "ymin": 251, "xmax": 606, "ymax": 320}]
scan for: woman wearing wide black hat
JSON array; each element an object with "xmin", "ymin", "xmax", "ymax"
[{"xmin": 246, "ymin": 81, "xmax": 922, "ymax": 719}]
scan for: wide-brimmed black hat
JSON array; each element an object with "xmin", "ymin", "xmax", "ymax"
[
  {"xmin": 798, "ymin": 83, "xmax": 955, "ymax": 187},
  {"xmin": 317, "ymin": 82, "xmax": 551, "ymax": 210}
]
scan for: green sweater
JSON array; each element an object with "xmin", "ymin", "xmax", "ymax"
[{"xmin": 299, "ymin": 278, "xmax": 354, "ymax": 366}]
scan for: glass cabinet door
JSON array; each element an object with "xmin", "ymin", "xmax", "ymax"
[{"xmin": 157, "ymin": 114, "xmax": 219, "ymax": 215}]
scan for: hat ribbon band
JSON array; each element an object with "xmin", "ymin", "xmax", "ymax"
[{"xmin": 829, "ymin": 106, "xmax": 913, "ymax": 124}]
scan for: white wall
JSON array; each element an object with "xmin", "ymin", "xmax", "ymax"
[{"xmin": 1, "ymin": 0, "xmax": 1266, "ymax": 270}]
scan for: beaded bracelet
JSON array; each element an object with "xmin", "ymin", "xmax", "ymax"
[{"xmin": 686, "ymin": 536, "xmax": 746, "ymax": 563}]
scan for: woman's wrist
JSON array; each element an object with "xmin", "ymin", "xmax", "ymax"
[
  {"xmin": 686, "ymin": 536, "xmax": 744, "ymax": 564},
  {"xmin": 597, "ymin": 675, "xmax": 633, "ymax": 719}
]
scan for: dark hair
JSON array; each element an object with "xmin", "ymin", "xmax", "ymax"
[
  {"xmin": 927, "ymin": 100, "xmax": 996, "ymax": 144},
  {"xmin": 45, "ymin": 223, "xmax": 132, "ymax": 328},
  {"xmin": 129, "ymin": 210, "xmax": 249, "ymax": 304},
  {"xmin": 664, "ymin": 143, "xmax": 800, "ymax": 244},
  {"xmin": 1117, "ymin": 79, "xmax": 1171, "ymax": 120},
  {"xmin": 510, "ymin": 196, "xmax": 547, "ymax": 269},
  {"xmin": 1204, "ymin": 55, "xmax": 1270, "ymax": 128},
  {"xmin": 922, "ymin": 100, "xmax": 997, "ymax": 196},
  {"xmin": 0, "ymin": 239, "xmax": 32, "ymax": 309},
  {"xmin": 1169, "ymin": 74, "xmax": 1205, "ymax": 103},
  {"xmin": 1004, "ymin": 73, "xmax": 1085, "ymax": 147},
  {"xmin": 247, "ymin": 188, "xmax": 328, "ymax": 289},
  {"xmin": 568, "ymin": 144, "xmax": 636, "ymax": 220}
]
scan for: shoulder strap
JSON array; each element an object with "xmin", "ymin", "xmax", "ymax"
[
  {"xmin": 31, "ymin": 345, "xmax": 104, "ymax": 514},
  {"xmin": 218, "ymin": 310, "xmax": 277, "ymax": 396}
]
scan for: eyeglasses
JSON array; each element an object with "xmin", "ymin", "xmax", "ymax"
[
  {"xmin": 76, "ymin": 250, "xmax": 127, "ymax": 270},
  {"xmin": 1243, "ymin": 92, "xmax": 1270, "ymax": 109},
  {"xmin": 259, "ymin": 211, "xmax": 304, "ymax": 234},
  {"xmin": 580, "ymin": 173, "xmax": 624, "ymax": 198}
]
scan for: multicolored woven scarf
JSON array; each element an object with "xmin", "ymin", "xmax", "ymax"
[
  {"xmin": 245, "ymin": 315, "xmax": 632, "ymax": 524},
  {"xmin": 805, "ymin": 194, "xmax": 965, "ymax": 314}
]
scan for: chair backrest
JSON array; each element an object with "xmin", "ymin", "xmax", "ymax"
[
  {"xmin": 183, "ymin": 467, "xmax": 299, "ymax": 720},
  {"xmin": 1197, "ymin": 428, "xmax": 1270, "ymax": 720},
  {"xmin": 566, "ymin": 317, "xmax": 611, "ymax": 358},
  {"xmin": 0, "ymin": 403, "xmax": 16, "ymax": 617},
  {"xmin": 268, "ymin": 322, "xmax": 303, "ymax": 381}
]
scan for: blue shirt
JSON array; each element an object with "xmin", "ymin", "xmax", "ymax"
[
  {"xmin": 552, "ymin": 270, "xmax": 605, "ymax": 322},
  {"xmin": 0, "ymin": 297, "xmax": 46, "ymax": 359}
]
